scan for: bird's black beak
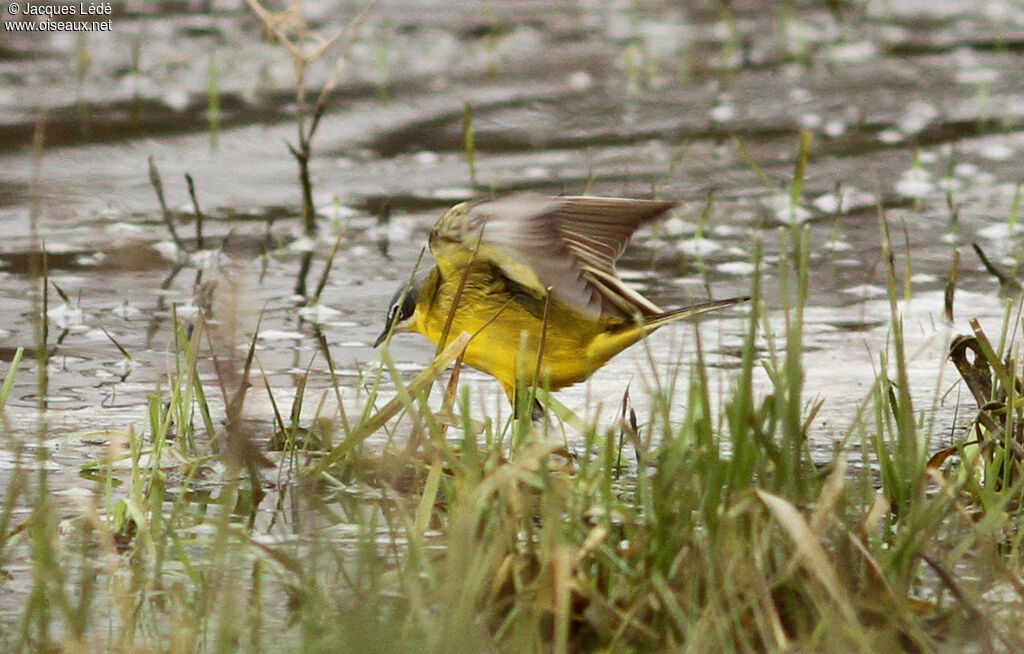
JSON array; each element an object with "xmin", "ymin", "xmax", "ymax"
[{"xmin": 376, "ymin": 277, "xmax": 420, "ymax": 349}]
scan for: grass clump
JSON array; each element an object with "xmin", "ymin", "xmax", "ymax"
[
  {"xmin": 6, "ymin": 213, "xmax": 1024, "ymax": 653},
  {"xmin": 5, "ymin": 152, "xmax": 1024, "ymax": 653}
]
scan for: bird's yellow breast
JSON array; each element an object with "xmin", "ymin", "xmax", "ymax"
[{"xmin": 412, "ymin": 263, "xmax": 643, "ymax": 396}]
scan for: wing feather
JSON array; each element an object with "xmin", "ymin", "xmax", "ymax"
[{"xmin": 429, "ymin": 193, "xmax": 678, "ymax": 318}]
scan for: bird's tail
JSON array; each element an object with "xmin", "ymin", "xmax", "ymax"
[
  {"xmin": 586, "ymin": 295, "xmax": 749, "ymax": 365},
  {"xmin": 642, "ymin": 296, "xmax": 750, "ymax": 331}
]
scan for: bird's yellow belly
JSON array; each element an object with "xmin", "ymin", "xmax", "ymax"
[
  {"xmin": 457, "ymin": 324, "xmax": 599, "ymax": 393},
  {"xmin": 415, "ymin": 280, "xmax": 622, "ymax": 394}
]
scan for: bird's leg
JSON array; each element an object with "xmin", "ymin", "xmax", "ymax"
[
  {"xmin": 528, "ymin": 397, "xmax": 544, "ymax": 424},
  {"xmin": 505, "ymin": 384, "xmax": 545, "ymax": 424}
]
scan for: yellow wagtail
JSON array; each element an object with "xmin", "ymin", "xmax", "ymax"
[{"xmin": 374, "ymin": 193, "xmax": 747, "ymax": 406}]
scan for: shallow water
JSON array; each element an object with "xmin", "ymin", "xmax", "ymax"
[{"xmin": 1, "ymin": 0, "xmax": 1023, "ymax": 501}]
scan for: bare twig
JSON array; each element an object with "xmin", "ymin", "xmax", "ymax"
[
  {"xmin": 148, "ymin": 156, "xmax": 187, "ymax": 252},
  {"xmin": 246, "ymin": 0, "xmax": 378, "ymax": 239},
  {"xmin": 185, "ymin": 173, "xmax": 205, "ymax": 251}
]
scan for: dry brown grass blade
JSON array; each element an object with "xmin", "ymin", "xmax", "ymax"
[
  {"xmin": 809, "ymin": 453, "xmax": 846, "ymax": 534},
  {"xmin": 310, "ymin": 331, "xmax": 472, "ymax": 475},
  {"xmin": 528, "ymin": 288, "xmax": 553, "ymax": 402},
  {"xmin": 969, "ymin": 319, "xmax": 1016, "ymax": 396},
  {"xmin": 439, "ymin": 350, "xmax": 466, "ymax": 423},
  {"xmin": 944, "ymin": 247, "xmax": 960, "ymax": 322},
  {"xmin": 438, "ymin": 226, "xmax": 486, "ymax": 354},
  {"xmin": 755, "ymin": 489, "xmax": 858, "ymax": 623},
  {"xmin": 926, "ymin": 439, "xmax": 982, "ymax": 471}
]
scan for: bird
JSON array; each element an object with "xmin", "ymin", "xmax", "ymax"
[{"xmin": 374, "ymin": 193, "xmax": 747, "ymax": 410}]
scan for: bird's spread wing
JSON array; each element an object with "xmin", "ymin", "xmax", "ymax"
[{"xmin": 429, "ymin": 193, "xmax": 678, "ymax": 318}]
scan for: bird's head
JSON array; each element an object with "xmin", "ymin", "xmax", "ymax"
[{"xmin": 373, "ymin": 277, "xmax": 421, "ymax": 348}]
